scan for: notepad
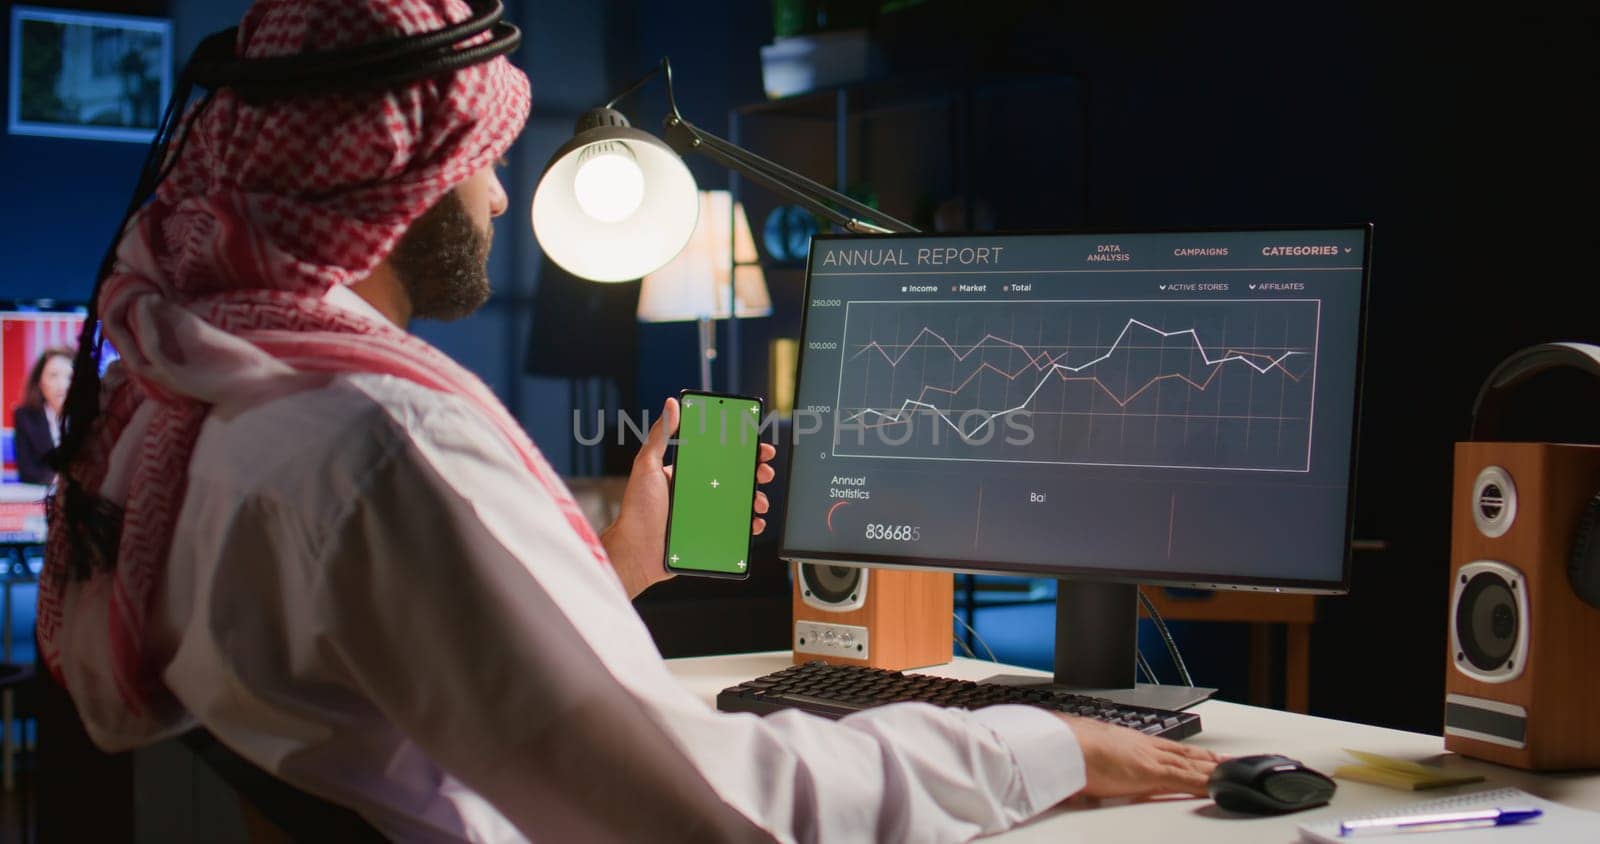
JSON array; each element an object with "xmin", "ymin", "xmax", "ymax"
[
  {"xmin": 1298, "ymin": 787, "xmax": 1600, "ymax": 843},
  {"xmin": 1333, "ymin": 749, "xmax": 1485, "ymax": 791}
]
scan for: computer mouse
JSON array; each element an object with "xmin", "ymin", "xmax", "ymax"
[{"xmin": 1208, "ymin": 754, "xmax": 1336, "ymax": 815}]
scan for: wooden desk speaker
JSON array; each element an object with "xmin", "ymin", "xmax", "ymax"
[
  {"xmin": 792, "ymin": 563, "xmax": 953, "ymax": 671},
  {"xmin": 1447, "ymin": 343, "xmax": 1600, "ymax": 771}
]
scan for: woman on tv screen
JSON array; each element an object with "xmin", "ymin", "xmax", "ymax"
[{"xmin": 12, "ymin": 345, "xmax": 75, "ymax": 485}]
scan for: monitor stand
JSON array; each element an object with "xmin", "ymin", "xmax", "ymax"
[{"xmin": 982, "ymin": 579, "xmax": 1217, "ymax": 711}]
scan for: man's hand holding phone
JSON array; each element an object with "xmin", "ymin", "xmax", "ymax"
[{"xmin": 602, "ymin": 396, "xmax": 777, "ymax": 599}]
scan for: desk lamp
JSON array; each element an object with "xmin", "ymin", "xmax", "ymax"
[{"xmin": 530, "ymin": 55, "xmax": 916, "ymax": 285}]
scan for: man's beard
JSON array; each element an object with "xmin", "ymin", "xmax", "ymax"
[{"xmin": 390, "ymin": 190, "xmax": 493, "ymax": 321}]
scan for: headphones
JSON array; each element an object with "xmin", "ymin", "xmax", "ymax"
[{"xmin": 1470, "ymin": 341, "xmax": 1600, "ymax": 609}]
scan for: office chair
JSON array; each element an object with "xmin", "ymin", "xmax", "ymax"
[{"xmin": 179, "ymin": 730, "xmax": 388, "ymax": 843}]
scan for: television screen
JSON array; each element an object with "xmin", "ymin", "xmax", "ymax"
[{"xmin": 0, "ymin": 305, "xmax": 91, "ymax": 541}]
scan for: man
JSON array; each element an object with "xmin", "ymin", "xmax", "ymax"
[{"xmin": 39, "ymin": 1, "xmax": 1219, "ymax": 840}]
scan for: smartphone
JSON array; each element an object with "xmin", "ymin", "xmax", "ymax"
[{"xmin": 664, "ymin": 390, "xmax": 765, "ymax": 579}]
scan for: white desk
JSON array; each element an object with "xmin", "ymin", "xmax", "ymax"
[{"xmin": 667, "ymin": 651, "xmax": 1600, "ymax": 843}]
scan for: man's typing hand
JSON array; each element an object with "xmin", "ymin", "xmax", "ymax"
[{"xmin": 601, "ymin": 397, "xmax": 777, "ymax": 599}]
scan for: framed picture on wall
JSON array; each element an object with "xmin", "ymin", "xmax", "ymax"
[{"xmin": 8, "ymin": 5, "xmax": 172, "ymax": 143}]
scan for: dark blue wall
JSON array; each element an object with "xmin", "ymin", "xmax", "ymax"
[
  {"xmin": 0, "ymin": 126, "xmax": 144, "ymax": 302},
  {"xmin": 0, "ymin": 1, "xmax": 169, "ymax": 301}
]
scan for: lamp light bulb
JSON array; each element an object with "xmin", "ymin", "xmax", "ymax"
[{"xmin": 573, "ymin": 142, "xmax": 645, "ymax": 223}]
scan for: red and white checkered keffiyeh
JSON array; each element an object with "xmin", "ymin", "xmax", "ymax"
[{"xmin": 37, "ymin": 0, "xmax": 608, "ymax": 740}]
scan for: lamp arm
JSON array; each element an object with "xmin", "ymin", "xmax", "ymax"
[
  {"xmin": 661, "ymin": 114, "xmax": 919, "ymax": 235},
  {"xmin": 601, "ymin": 56, "xmax": 919, "ymax": 234}
]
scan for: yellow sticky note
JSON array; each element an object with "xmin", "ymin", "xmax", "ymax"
[{"xmin": 1333, "ymin": 749, "xmax": 1485, "ymax": 791}]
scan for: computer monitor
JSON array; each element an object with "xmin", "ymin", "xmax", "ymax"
[{"xmin": 780, "ymin": 226, "xmax": 1370, "ymax": 707}]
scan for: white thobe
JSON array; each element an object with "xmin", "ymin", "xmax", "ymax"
[{"xmin": 83, "ymin": 288, "xmax": 1086, "ymax": 842}]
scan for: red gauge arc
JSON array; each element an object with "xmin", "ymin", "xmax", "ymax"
[{"xmin": 826, "ymin": 500, "xmax": 849, "ymax": 533}]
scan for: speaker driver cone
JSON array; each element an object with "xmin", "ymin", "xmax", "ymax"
[
  {"xmin": 1450, "ymin": 560, "xmax": 1529, "ymax": 683},
  {"xmin": 1458, "ymin": 572, "xmax": 1518, "ymax": 671},
  {"xmin": 801, "ymin": 564, "xmax": 863, "ymax": 605}
]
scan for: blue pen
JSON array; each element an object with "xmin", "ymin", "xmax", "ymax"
[{"xmin": 1339, "ymin": 806, "xmax": 1542, "ymax": 837}]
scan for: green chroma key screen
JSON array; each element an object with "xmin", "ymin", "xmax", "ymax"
[{"xmin": 666, "ymin": 392, "xmax": 763, "ymax": 577}]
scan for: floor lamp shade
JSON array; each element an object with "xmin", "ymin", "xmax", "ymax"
[{"xmin": 637, "ymin": 191, "xmax": 771, "ymax": 322}]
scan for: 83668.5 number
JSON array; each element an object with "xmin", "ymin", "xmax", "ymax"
[{"xmin": 865, "ymin": 523, "xmax": 920, "ymax": 542}]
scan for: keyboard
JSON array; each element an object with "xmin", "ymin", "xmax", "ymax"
[{"xmin": 717, "ymin": 661, "xmax": 1202, "ymax": 740}]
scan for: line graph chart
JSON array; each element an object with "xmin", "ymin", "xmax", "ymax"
[{"xmin": 832, "ymin": 299, "xmax": 1322, "ymax": 471}]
